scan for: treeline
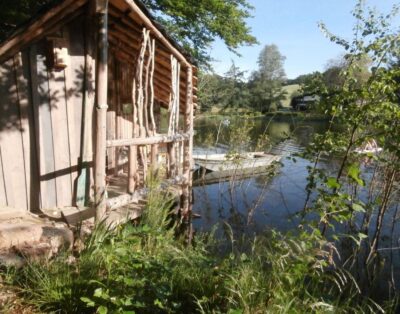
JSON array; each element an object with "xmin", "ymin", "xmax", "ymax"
[
  {"xmin": 199, "ymin": 44, "xmax": 288, "ymax": 113},
  {"xmin": 198, "ymin": 45, "xmax": 375, "ymax": 113}
]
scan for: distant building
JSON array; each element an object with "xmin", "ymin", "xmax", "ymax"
[{"xmin": 291, "ymin": 94, "xmax": 319, "ymax": 111}]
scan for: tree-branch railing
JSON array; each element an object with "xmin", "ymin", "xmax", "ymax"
[{"xmin": 106, "ymin": 132, "xmax": 191, "ymax": 148}]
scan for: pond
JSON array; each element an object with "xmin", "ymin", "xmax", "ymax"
[
  {"xmin": 192, "ymin": 114, "xmax": 331, "ymax": 235},
  {"xmin": 191, "ymin": 114, "xmax": 400, "ymax": 298}
]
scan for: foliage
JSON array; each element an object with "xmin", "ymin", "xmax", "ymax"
[
  {"xmin": 287, "ymin": 72, "xmax": 321, "ymax": 86},
  {"xmin": 141, "ymin": 0, "xmax": 258, "ymax": 65},
  {"xmin": 281, "ymin": 84, "xmax": 301, "ymax": 108},
  {"xmin": 322, "ymin": 53, "xmax": 372, "ymax": 89},
  {"xmin": 0, "ymin": 0, "xmax": 257, "ymax": 67},
  {"xmin": 0, "ymin": 0, "xmax": 52, "ymax": 41},
  {"xmin": 197, "ymin": 62, "xmax": 250, "ymax": 112},
  {"xmin": 248, "ymin": 44, "xmax": 287, "ymax": 112},
  {"xmin": 198, "ymin": 44, "xmax": 289, "ymax": 113},
  {"xmin": 5, "ymin": 187, "xmax": 391, "ymax": 313},
  {"xmin": 297, "ymin": 0, "xmax": 400, "ymax": 300}
]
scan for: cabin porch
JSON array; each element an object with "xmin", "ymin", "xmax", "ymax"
[
  {"xmin": 99, "ymin": 0, "xmax": 197, "ymax": 219},
  {"xmin": 0, "ymin": 0, "xmax": 197, "ymax": 224}
]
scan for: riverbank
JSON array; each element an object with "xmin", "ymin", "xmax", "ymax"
[{"xmin": 1, "ymin": 185, "xmax": 393, "ymax": 313}]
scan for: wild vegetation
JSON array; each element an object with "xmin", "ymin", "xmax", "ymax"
[
  {"xmin": 297, "ymin": 0, "xmax": 400, "ymax": 302},
  {"xmin": 198, "ymin": 44, "xmax": 290, "ymax": 114},
  {"xmin": 1, "ymin": 0, "xmax": 400, "ymax": 313},
  {"xmin": 2, "ymin": 179, "xmax": 395, "ymax": 313}
]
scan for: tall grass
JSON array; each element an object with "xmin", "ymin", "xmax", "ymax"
[{"xmin": 4, "ymin": 187, "xmax": 397, "ymax": 313}]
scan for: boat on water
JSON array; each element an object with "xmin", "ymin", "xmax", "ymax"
[
  {"xmin": 193, "ymin": 165, "xmax": 276, "ymax": 185},
  {"xmin": 354, "ymin": 147, "xmax": 383, "ymax": 154},
  {"xmin": 354, "ymin": 139, "xmax": 382, "ymax": 154},
  {"xmin": 193, "ymin": 152, "xmax": 281, "ymax": 172}
]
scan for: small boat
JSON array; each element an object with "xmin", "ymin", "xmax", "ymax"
[
  {"xmin": 193, "ymin": 152, "xmax": 281, "ymax": 172},
  {"xmin": 354, "ymin": 147, "xmax": 383, "ymax": 154},
  {"xmin": 193, "ymin": 165, "xmax": 276, "ymax": 185},
  {"xmin": 354, "ymin": 140, "xmax": 382, "ymax": 154}
]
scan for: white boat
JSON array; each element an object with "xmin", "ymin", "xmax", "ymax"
[
  {"xmin": 193, "ymin": 165, "xmax": 276, "ymax": 185},
  {"xmin": 354, "ymin": 147, "xmax": 383, "ymax": 154},
  {"xmin": 193, "ymin": 152, "xmax": 281, "ymax": 172}
]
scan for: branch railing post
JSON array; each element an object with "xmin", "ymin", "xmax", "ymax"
[
  {"xmin": 181, "ymin": 66, "xmax": 193, "ymax": 216},
  {"xmin": 95, "ymin": 0, "xmax": 109, "ymax": 221}
]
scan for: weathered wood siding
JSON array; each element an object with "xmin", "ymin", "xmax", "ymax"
[{"xmin": 0, "ymin": 16, "xmax": 94, "ymax": 212}]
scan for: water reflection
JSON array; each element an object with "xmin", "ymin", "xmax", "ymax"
[
  {"xmin": 192, "ymin": 115, "xmax": 400, "ymax": 300},
  {"xmin": 192, "ymin": 115, "xmax": 330, "ymax": 235}
]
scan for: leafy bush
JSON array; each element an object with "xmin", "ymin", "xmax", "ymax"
[{"xmin": 6, "ymin": 188, "xmax": 393, "ymax": 313}]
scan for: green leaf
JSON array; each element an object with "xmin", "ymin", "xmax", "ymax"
[
  {"xmin": 352, "ymin": 203, "xmax": 365, "ymax": 212},
  {"xmin": 326, "ymin": 177, "xmax": 341, "ymax": 189},
  {"xmin": 347, "ymin": 164, "xmax": 364, "ymax": 186},
  {"xmin": 80, "ymin": 297, "xmax": 95, "ymax": 307},
  {"xmin": 228, "ymin": 309, "xmax": 243, "ymax": 314},
  {"xmin": 94, "ymin": 288, "xmax": 103, "ymax": 298},
  {"xmin": 358, "ymin": 233, "xmax": 368, "ymax": 239},
  {"xmin": 97, "ymin": 306, "xmax": 108, "ymax": 314}
]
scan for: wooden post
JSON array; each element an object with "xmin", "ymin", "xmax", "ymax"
[
  {"xmin": 114, "ymin": 60, "xmax": 121, "ymax": 176},
  {"xmin": 95, "ymin": 0, "xmax": 109, "ymax": 221},
  {"xmin": 181, "ymin": 66, "xmax": 193, "ymax": 216},
  {"xmin": 168, "ymin": 143, "xmax": 176, "ymax": 178},
  {"xmin": 128, "ymin": 144, "xmax": 137, "ymax": 193}
]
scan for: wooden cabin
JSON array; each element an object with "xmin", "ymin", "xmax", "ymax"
[{"xmin": 0, "ymin": 0, "xmax": 197, "ymax": 221}]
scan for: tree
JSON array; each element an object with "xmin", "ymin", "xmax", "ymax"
[
  {"xmin": 0, "ymin": 0, "xmax": 52, "ymax": 41},
  {"xmin": 302, "ymin": 0, "xmax": 400, "ymax": 267},
  {"xmin": 197, "ymin": 61, "xmax": 250, "ymax": 112},
  {"xmin": 197, "ymin": 73, "xmax": 227, "ymax": 112},
  {"xmin": 0, "ymin": 0, "xmax": 257, "ymax": 66},
  {"xmin": 256, "ymin": 44, "xmax": 286, "ymax": 81},
  {"xmin": 287, "ymin": 72, "xmax": 321, "ymax": 85},
  {"xmin": 249, "ymin": 44, "xmax": 287, "ymax": 112},
  {"xmin": 322, "ymin": 53, "xmax": 372, "ymax": 89},
  {"xmin": 141, "ymin": 0, "xmax": 257, "ymax": 65},
  {"xmin": 222, "ymin": 61, "xmax": 249, "ymax": 109}
]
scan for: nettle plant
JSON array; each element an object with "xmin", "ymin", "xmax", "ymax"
[{"xmin": 301, "ymin": 0, "xmax": 400, "ymax": 280}]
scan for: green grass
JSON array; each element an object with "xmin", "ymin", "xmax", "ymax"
[
  {"xmin": 2, "ymin": 184, "xmax": 397, "ymax": 313},
  {"xmin": 281, "ymin": 84, "xmax": 301, "ymax": 108}
]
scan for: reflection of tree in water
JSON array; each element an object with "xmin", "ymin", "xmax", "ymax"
[{"xmin": 193, "ymin": 116, "xmax": 332, "ymax": 238}]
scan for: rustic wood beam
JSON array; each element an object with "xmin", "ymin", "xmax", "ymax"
[
  {"xmin": 106, "ymin": 132, "xmax": 191, "ymax": 147},
  {"xmin": 0, "ymin": 0, "xmax": 87, "ymax": 63},
  {"xmin": 106, "ymin": 192, "xmax": 142, "ymax": 211},
  {"xmin": 181, "ymin": 66, "xmax": 194, "ymax": 215},
  {"xmin": 95, "ymin": 0, "xmax": 109, "ymax": 221},
  {"xmin": 108, "ymin": 29, "xmax": 192, "ymax": 94},
  {"xmin": 122, "ymin": 0, "xmax": 191, "ymax": 67}
]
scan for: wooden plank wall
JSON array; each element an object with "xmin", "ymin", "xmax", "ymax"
[
  {"xmin": 0, "ymin": 16, "xmax": 91, "ymax": 212},
  {"xmin": 0, "ymin": 58, "xmax": 29, "ymax": 210},
  {"xmin": 106, "ymin": 56, "xmax": 135, "ymax": 175}
]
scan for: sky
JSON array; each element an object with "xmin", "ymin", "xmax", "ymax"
[{"xmin": 210, "ymin": 0, "xmax": 399, "ymax": 79}]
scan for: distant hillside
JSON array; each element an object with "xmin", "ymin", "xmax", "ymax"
[{"xmin": 281, "ymin": 84, "xmax": 301, "ymax": 108}]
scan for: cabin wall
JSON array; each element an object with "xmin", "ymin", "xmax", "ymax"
[
  {"xmin": 106, "ymin": 55, "xmax": 135, "ymax": 174},
  {"xmin": 0, "ymin": 15, "xmax": 94, "ymax": 212}
]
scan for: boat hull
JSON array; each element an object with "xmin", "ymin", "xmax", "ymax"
[{"xmin": 193, "ymin": 152, "xmax": 281, "ymax": 172}]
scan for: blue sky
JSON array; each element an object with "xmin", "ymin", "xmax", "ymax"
[{"xmin": 210, "ymin": 0, "xmax": 399, "ymax": 79}]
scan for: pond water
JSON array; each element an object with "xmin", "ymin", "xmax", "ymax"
[
  {"xmin": 191, "ymin": 114, "xmax": 400, "ymax": 297},
  {"xmin": 192, "ymin": 115, "xmax": 331, "ymax": 235}
]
